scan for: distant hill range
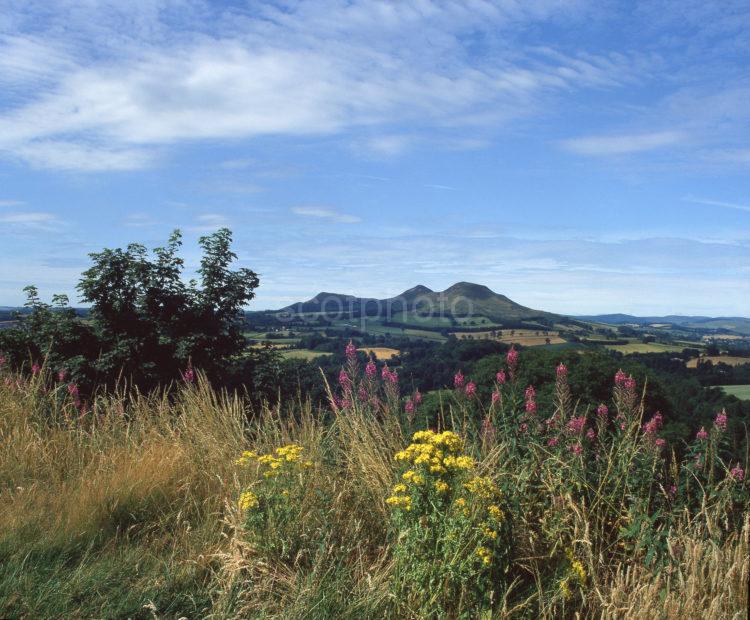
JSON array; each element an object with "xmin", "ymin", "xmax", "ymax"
[
  {"xmin": 577, "ymin": 314, "xmax": 750, "ymax": 336},
  {"xmin": 278, "ymin": 282, "xmax": 559, "ymax": 324}
]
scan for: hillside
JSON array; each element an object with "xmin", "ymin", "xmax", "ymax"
[{"xmin": 280, "ymin": 281, "xmax": 558, "ymax": 324}]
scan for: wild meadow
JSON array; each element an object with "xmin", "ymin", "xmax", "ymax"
[{"xmin": 0, "ymin": 345, "xmax": 747, "ymax": 619}]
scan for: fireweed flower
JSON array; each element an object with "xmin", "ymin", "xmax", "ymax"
[
  {"xmin": 547, "ymin": 437, "xmax": 559, "ymax": 447},
  {"xmin": 345, "ymin": 340, "xmax": 357, "ymax": 361},
  {"xmin": 357, "ymin": 385, "xmax": 368, "ymax": 402},
  {"xmin": 567, "ymin": 416, "xmax": 586, "ymax": 434},
  {"xmin": 655, "ymin": 438, "xmax": 666, "ymax": 448},
  {"xmin": 614, "ymin": 370, "xmax": 628, "ymax": 387},
  {"xmin": 491, "ymin": 390, "xmax": 501, "ymax": 404},
  {"xmin": 556, "ymin": 363, "xmax": 568, "ymax": 378},
  {"xmin": 730, "ymin": 465, "xmax": 745, "ymax": 481},
  {"xmin": 586, "ymin": 428, "xmax": 596, "ymax": 441},
  {"xmin": 714, "ymin": 410, "xmax": 728, "ymax": 431},
  {"xmin": 524, "ymin": 385, "xmax": 537, "ymax": 414},
  {"xmin": 182, "ymin": 364, "xmax": 195, "ymax": 383},
  {"xmin": 597, "ymin": 404, "xmax": 609, "ymax": 419},
  {"xmin": 506, "ymin": 347, "xmax": 519, "ymax": 367},
  {"xmin": 405, "ymin": 399, "xmax": 415, "ymax": 415},
  {"xmin": 519, "ymin": 422, "xmax": 529, "ymax": 433},
  {"xmin": 454, "ymin": 370, "xmax": 465, "ymax": 389},
  {"xmin": 338, "ymin": 369, "xmax": 351, "ymax": 391},
  {"xmin": 496, "ymin": 370, "xmax": 506, "ymax": 384},
  {"xmin": 642, "ymin": 412, "xmax": 663, "ymax": 435},
  {"xmin": 57, "ymin": 369, "xmax": 67, "ymax": 382},
  {"xmin": 365, "ymin": 360, "xmax": 377, "ymax": 378},
  {"xmin": 31, "ymin": 363, "xmax": 40, "ymax": 375},
  {"xmin": 506, "ymin": 346, "xmax": 519, "ymax": 380},
  {"xmin": 465, "ymin": 381, "xmax": 477, "ymax": 397},
  {"xmin": 696, "ymin": 427, "xmax": 708, "ymax": 441},
  {"xmin": 381, "ymin": 365, "xmax": 398, "ymax": 385},
  {"xmin": 570, "ymin": 443, "xmax": 583, "ymax": 456},
  {"xmin": 414, "ymin": 389, "xmax": 422, "ymax": 405}
]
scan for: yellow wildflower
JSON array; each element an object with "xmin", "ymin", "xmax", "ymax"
[
  {"xmin": 238, "ymin": 490, "xmax": 259, "ymax": 511},
  {"xmin": 560, "ymin": 577, "xmax": 572, "ymax": 600},
  {"xmin": 476, "ymin": 546, "xmax": 492, "ymax": 565},
  {"xmin": 464, "ymin": 476, "xmax": 499, "ymax": 499},
  {"xmin": 488, "ymin": 504, "xmax": 504, "ymax": 521},
  {"xmin": 570, "ymin": 559, "xmax": 586, "ymax": 584},
  {"xmin": 386, "ymin": 495, "xmax": 412, "ymax": 510},
  {"xmin": 434, "ymin": 480, "xmax": 450, "ymax": 493},
  {"xmin": 402, "ymin": 470, "xmax": 416, "ymax": 482},
  {"xmin": 414, "ymin": 453, "xmax": 431, "ymax": 465},
  {"xmin": 481, "ymin": 525, "xmax": 498, "ymax": 540},
  {"xmin": 393, "ymin": 483, "xmax": 407, "ymax": 493}
]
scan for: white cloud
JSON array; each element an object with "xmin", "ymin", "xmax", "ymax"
[
  {"xmin": 0, "ymin": 199, "xmax": 25, "ymax": 207},
  {"xmin": 0, "ymin": 211, "xmax": 58, "ymax": 230},
  {"xmin": 0, "ymin": 1, "xmax": 640, "ymax": 171},
  {"xmin": 560, "ymin": 131, "xmax": 687, "ymax": 156},
  {"xmin": 0, "ymin": 211, "xmax": 56, "ymax": 223},
  {"xmin": 292, "ymin": 206, "xmax": 361, "ymax": 224}
]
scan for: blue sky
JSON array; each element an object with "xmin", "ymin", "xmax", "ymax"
[{"xmin": 1, "ymin": 0, "xmax": 749, "ymax": 315}]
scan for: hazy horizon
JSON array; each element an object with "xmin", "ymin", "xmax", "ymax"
[{"xmin": 1, "ymin": 1, "xmax": 749, "ymax": 315}]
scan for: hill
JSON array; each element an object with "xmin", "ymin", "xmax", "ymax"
[
  {"xmin": 279, "ymin": 281, "xmax": 558, "ymax": 325},
  {"xmin": 579, "ymin": 314, "xmax": 750, "ymax": 335}
]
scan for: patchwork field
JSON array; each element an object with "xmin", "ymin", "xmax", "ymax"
[
  {"xmin": 606, "ymin": 342, "xmax": 688, "ymax": 354},
  {"xmin": 720, "ymin": 385, "xmax": 750, "ymax": 400},
  {"xmin": 687, "ymin": 356, "xmax": 750, "ymax": 368},
  {"xmin": 358, "ymin": 347, "xmax": 401, "ymax": 360}
]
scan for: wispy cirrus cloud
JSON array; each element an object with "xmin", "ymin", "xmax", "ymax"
[
  {"xmin": 0, "ymin": 1, "xmax": 643, "ymax": 171},
  {"xmin": 0, "ymin": 210, "xmax": 58, "ymax": 230},
  {"xmin": 682, "ymin": 195, "xmax": 750, "ymax": 214},
  {"xmin": 560, "ymin": 130, "xmax": 687, "ymax": 156},
  {"xmin": 292, "ymin": 206, "xmax": 361, "ymax": 224}
]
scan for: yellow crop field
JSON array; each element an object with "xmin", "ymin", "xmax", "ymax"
[
  {"xmin": 687, "ymin": 355, "xmax": 750, "ymax": 368},
  {"xmin": 358, "ymin": 347, "xmax": 401, "ymax": 360},
  {"xmin": 455, "ymin": 330, "xmax": 564, "ymax": 346}
]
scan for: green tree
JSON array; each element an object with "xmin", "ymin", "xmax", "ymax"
[{"xmin": 1, "ymin": 228, "xmax": 259, "ymax": 391}]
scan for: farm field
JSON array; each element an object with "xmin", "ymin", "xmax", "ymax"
[
  {"xmin": 606, "ymin": 342, "xmax": 687, "ymax": 354},
  {"xmin": 687, "ymin": 356, "xmax": 750, "ymax": 368},
  {"xmin": 358, "ymin": 346, "xmax": 400, "ymax": 360},
  {"xmin": 720, "ymin": 385, "xmax": 750, "ymax": 400},
  {"xmin": 455, "ymin": 329, "xmax": 564, "ymax": 347},
  {"xmin": 388, "ymin": 310, "xmax": 452, "ymax": 328}
]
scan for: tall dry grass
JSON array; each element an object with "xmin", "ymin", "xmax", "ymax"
[{"xmin": 0, "ymin": 364, "xmax": 747, "ymax": 618}]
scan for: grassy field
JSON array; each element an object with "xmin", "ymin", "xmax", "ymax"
[
  {"xmin": 720, "ymin": 385, "xmax": 750, "ymax": 400},
  {"xmin": 687, "ymin": 355, "xmax": 750, "ymax": 368},
  {"xmin": 455, "ymin": 329, "xmax": 565, "ymax": 347},
  {"xmin": 358, "ymin": 347, "xmax": 400, "ymax": 360},
  {"xmin": 0, "ymin": 366, "xmax": 745, "ymax": 618},
  {"xmin": 389, "ymin": 311, "xmax": 452, "ymax": 328},
  {"xmin": 606, "ymin": 342, "xmax": 687, "ymax": 354}
]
